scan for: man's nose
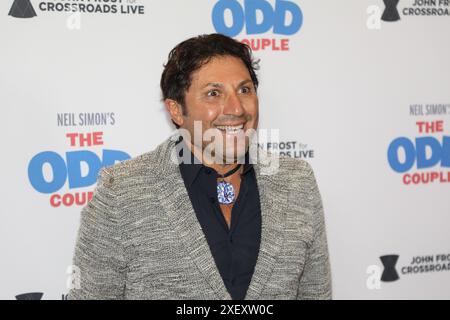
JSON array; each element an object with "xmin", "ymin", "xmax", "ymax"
[{"xmin": 223, "ymin": 91, "xmax": 245, "ymax": 117}]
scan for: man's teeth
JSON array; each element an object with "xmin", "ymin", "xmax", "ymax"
[{"xmin": 216, "ymin": 124, "xmax": 244, "ymax": 133}]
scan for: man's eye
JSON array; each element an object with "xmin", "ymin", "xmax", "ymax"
[
  {"xmin": 207, "ymin": 90, "xmax": 220, "ymax": 97},
  {"xmin": 240, "ymin": 86, "xmax": 251, "ymax": 94}
]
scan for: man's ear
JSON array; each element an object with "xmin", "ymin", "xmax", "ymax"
[{"xmin": 164, "ymin": 99, "xmax": 184, "ymax": 127}]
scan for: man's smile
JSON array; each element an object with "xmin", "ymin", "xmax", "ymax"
[{"xmin": 215, "ymin": 123, "xmax": 244, "ymax": 134}]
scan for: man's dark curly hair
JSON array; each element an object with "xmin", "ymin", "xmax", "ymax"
[{"xmin": 160, "ymin": 33, "xmax": 259, "ymax": 118}]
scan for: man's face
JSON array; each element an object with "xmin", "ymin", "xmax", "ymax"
[{"xmin": 177, "ymin": 55, "xmax": 259, "ymax": 164}]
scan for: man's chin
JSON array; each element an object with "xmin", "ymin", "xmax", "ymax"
[{"xmin": 216, "ymin": 148, "xmax": 247, "ymax": 165}]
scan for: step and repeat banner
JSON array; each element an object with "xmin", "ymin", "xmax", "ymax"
[{"xmin": 1, "ymin": 0, "xmax": 449, "ymax": 299}]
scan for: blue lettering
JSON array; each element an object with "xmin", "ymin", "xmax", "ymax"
[
  {"xmin": 442, "ymin": 136, "xmax": 450, "ymax": 167},
  {"xmin": 273, "ymin": 0, "xmax": 303, "ymax": 35},
  {"xmin": 245, "ymin": 0, "xmax": 274, "ymax": 35},
  {"xmin": 28, "ymin": 151, "xmax": 67, "ymax": 194},
  {"xmin": 388, "ymin": 136, "xmax": 450, "ymax": 173},
  {"xmin": 212, "ymin": 0, "xmax": 302, "ymax": 36},
  {"xmin": 416, "ymin": 137, "xmax": 442, "ymax": 169},
  {"xmin": 67, "ymin": 151, "xmax": 102, "ymax": 189},
  {"xmin": 387, "ymin": 137, "xmax": 416, "ymax": 173},
  {"xmin": 212, "ymin": 0, "xmax": 244, "ymax": 37},
  {"xmin": 28, "ymin": 149, "xmax": 131, "ymax": 193}
]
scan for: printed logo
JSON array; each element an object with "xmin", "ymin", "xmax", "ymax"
[
  {"xmin": 8, "ymin": 0, "xmax": 145, "ymax": 19},
  {"xmin": 27, "ymin": 112, "xmax": 131, "ymax": 208},
  {"xmin": 376, "ymin": 253, "xmax": 450, "ymax": 283},
  {"xmin": 212, "ymin": 0, "xmax": 303, "ymax": 51},
  {"xmin": 380, "ymin": 0, "xmax": 450, "ymax": 23},
  {"xmin": 381, "ymin": 0, "xmax": 401, "ymax": 21},
  {"xmin": 9, "ymin": 0, "xmax": 37, "ymax": 18},
  {"xmin": 15, "ymin": 292, "xmax": 43, "ymax": 300},
  {"xmin": 380, "ymin": 255, "xmax": 400, "ymax": 282},
  {"xmin": 387, "ymin": 104, "xmax": 450, "ymax": 185}
]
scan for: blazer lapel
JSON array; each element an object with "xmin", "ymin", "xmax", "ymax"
[
  {"xmin": 154, "ymin": 136, "xmax": 288, "ymax": 300},
  {"xmin": 156, "ymin": 138, "xmax": 231, "ymax": 300},
  {"xmin": 244, "ymin": 151, "xmax": 289, "ymax": 300}
]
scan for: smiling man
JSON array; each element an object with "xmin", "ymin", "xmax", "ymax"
[{"xmin": 68, "ymin": 33, "xmax": 332, "ymax": 300}]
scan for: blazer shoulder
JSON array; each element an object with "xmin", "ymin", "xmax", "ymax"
[
  {"xmin": 103, "ymin": 151, "xmax": 155, "ymax": 177},
  {"xmin": 278, "ymin": 155, "xmax": 315, "ymax": 180},
  {"xmin": 96, "ymin": 138, "xmax": 174, "ymax": 191}
]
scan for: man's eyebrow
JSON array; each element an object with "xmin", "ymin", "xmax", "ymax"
[
  {"xmin": 202, "ymin": 79, "xmax": 253, "ymax": 89},
  {"xmin": 238, "ymin": 79, "xmax": 253, "ymax": 87},
  {"xmin": 202, "ymin": 82, "xmax": 223, "ymax": 89}
]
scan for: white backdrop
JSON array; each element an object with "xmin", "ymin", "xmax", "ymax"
[{"xmin": 1, "ymin": 0, "xmax": 449, "ymax": 299}]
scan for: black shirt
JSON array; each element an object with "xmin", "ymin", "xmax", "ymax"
[{"xmin": 176, "ymin": 139, "xmax": 262, "ymax": 300}]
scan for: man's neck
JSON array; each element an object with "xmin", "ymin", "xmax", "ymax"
[{"xmin": 186, "ymin": 140, "xmax": 242, "ymax": 176}]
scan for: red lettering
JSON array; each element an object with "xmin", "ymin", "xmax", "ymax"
[
  {"xmin": 403, "ymin": 171, "xmax": 450, "ymax": 185},
  {"xmin": 403, "ymin": 173, "xmax": 411, "ymax": 185},
  {"xmin": 65, "ymin": 132, "xmax": 104, "ymax": 147},
  {"xmin": 430, "ymin": 172, "xmax": 439, "ymax": 182},
  {"xmin": 416, "ymin": 121, "xmax": 444, "ymax": 134},
  {"xmin": 49, "ymin": 191, "xmax": 94, "ymax": 207},
  {"xmin": 50, "ymin": 194, "xmax": 61, "ymax": 207},
  {"xmin": 92, "ymin": 132, "xmax": 104, "ymax": 145},
  {"xmin": 281, "ymin": 39, "xmax": 289, "ymax": 51},
  {"xmin": 239, "ymin": 38, "xmax": 291, "ymax": 51},
  {"xmin": 65, "ymin": 133, "xmax": 78, "ymax": 147},
  {"xmin": 62, "ymin": 193, "xmax": 74, "ymax": 206}
]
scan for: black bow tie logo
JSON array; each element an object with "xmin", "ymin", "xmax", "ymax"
[
  {"xmin": 381, "ymin": 0, "xmax": 401, "ymax": 22},
  {"xmin": 15, "ymin": 292, "xmax": 44, "ymax": 300},
  {"xmin": 8, "ymin": 0, "xmax": 37, "ymax": 18},
  {"xmin": 380, "ymin": 255, "xmax": 400, "ymax": 282}
]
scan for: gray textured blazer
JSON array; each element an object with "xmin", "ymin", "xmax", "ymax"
[{"xmin": 68, "ymin": 134, "xmax": 332, "ymax": 300}]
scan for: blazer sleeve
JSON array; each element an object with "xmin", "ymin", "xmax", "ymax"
[
  {"xmin": 296, "ymin": 163, "xmax": 332, "ymax": 300},
  {"xmin": 67, "ymin": 168, "xmax": 126, "ymax": 300}
]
